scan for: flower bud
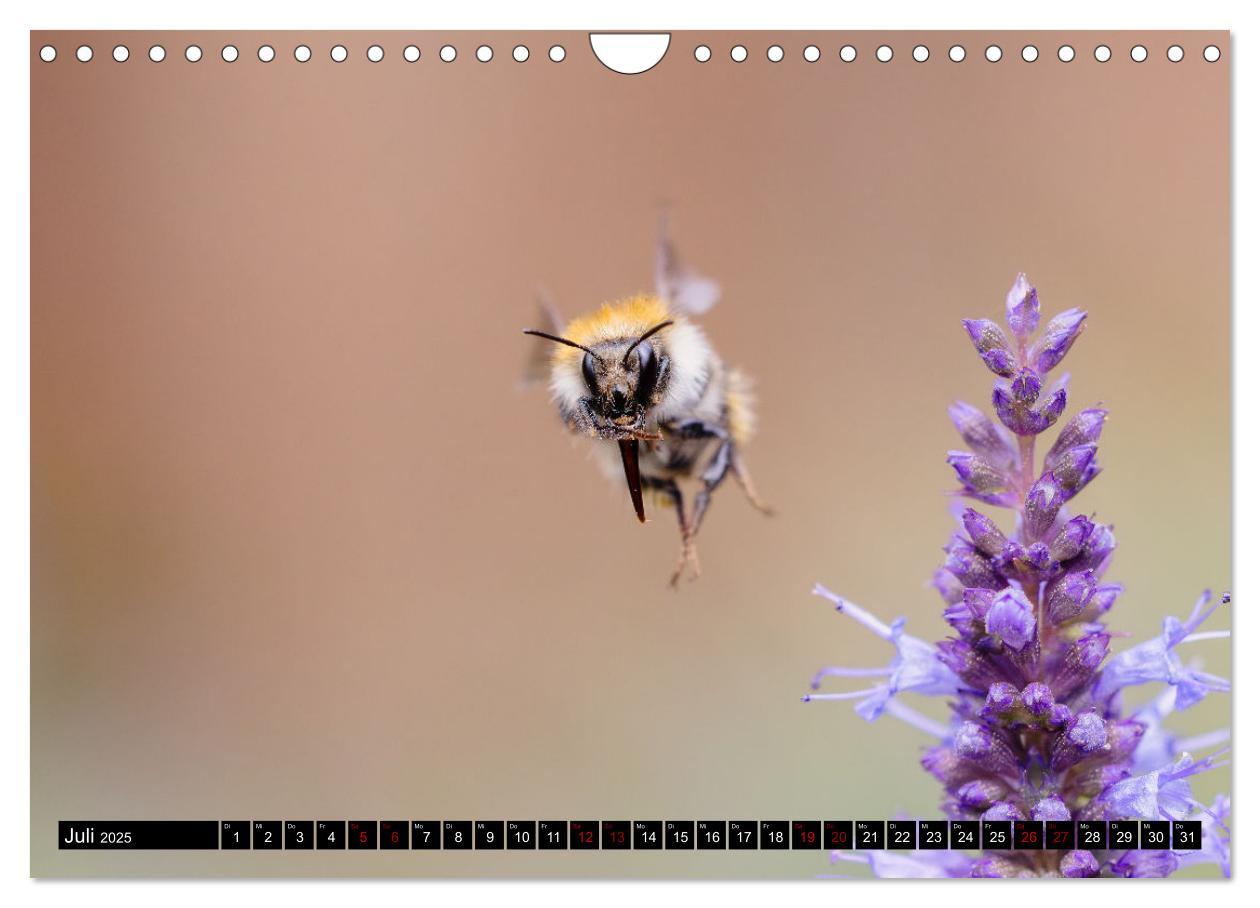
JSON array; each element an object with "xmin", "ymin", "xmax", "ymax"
[
  {"xmin": 1023, "ymin": 476, "xmax": 1065, "ymax": 540},
  {"xmin": 944, "ymin": 537, "xmax": 1003, "ymax": 589},
  {"xmin": 922, "ymin": 744, "xmax": 973, "ymax": 787},
  {"xmin": 957, "ymin": 778, "xmax": 1008, "ymax": 810},
  {"xmin": 985, "ymin": 588, "xmax": 1036, "ymax": 651},
  {"xmin": 1046, "ymin": 571, "xmax": 1096, "ymax": 625},
  {"xmin": 1049, "ymin": 631, "xmax": 1110, "ymax": 699},
  {"xmin": 1047, "ymin": 703, "xmax": 1073, "ymax": 729},
  {"xmin": 1108, "ymin": 718, "xmax": 1145, "ymax": 760},
  {"xmin": 947, "ymin": 452, "xmax": 1008, "ymax": 497},
  {"xmin": 962, "ymin": 507, "xmax": 1007, "ymax": 557},
  {"xmin": 948, "ymin": 401, "xmax": 1019, "ymax": 470},
  {"xmin": 1046, "ymin": 408, "xmax": 1107, "ymax": 466},
  {"xmin": 1079, "ymin": 523, "xmax": 1116, "ymax": 572},
  {"xmin": 1049, "ymin": 444, "xmax": 1098, "ymax": 497},
  {"xmin": 984, "ymin": 681, "xmax": 1020, "ymax": 716},
  {"xmin": 1032, "ymin": 795, "xmax": 1071, "ymax": 822},
  {"xmin": 1005, "ymin": 273, "xmax": 1040, "ymax": 339},
  {"xmin": 955, "ymin": 721, "xmax": 1022, "ymax": 779},
  {"xmin": 1087, "ymin": 583, "xmax": 1122, "ymax": 616},
  {"xmin": 962, "ymin": 319, "xmax": 1017, "ymax": 377},
  {"xmin": 1060, "ymin": 850, "xmax": 1100, "ymax": 878},
  {"xmin": 1032, "ymin": 308, "xmax": 1088, "ymax": 374},
  {"xmin": 1020, "ymin": 682, "xmax": 1054, "ymax": 717},
  {"xmin": 937, "ymin": 639, "xmax": 1016, "ymax": 691},
  {"xmin": 982, "ymin": 801, "xmax": 1026, "ymax": 822},
  {"xmin": 1051, "ymin": 711, "xmax": 1109, "ymax": 771},
  {"xmin": 1010, "ymin": 368, "xmax": 1041, "ymax": 403},
  {"xmin": 1049, "ymin": 514, "xmax": 1094, "ymax": 561},
  {"xmin": 931, "ymin": 567, "xmax": 965, "ymax": 605},
  {"xmin": 1034, "ymin": 386, "xmax": 1069, "ymax": 429}
]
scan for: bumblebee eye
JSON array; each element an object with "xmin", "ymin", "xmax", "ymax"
[
  {"xmin": 635, "ymin": 343, "xmax": 659, "ymax": 405},
  {"xmin": 581, "ymin": 351, "xmax": 599, "ymax": 396}
]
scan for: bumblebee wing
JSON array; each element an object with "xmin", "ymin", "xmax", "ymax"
[
  {"xmin": 520, "ymin": 289, "xmax": 565, "ymax": 388},
  {"xmin": 655, "ymin": 216, "xmax": 720, "ymax": 316}
]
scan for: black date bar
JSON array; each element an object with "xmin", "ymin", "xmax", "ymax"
[{"xmin": 59, "ymin": 821, "xmax": 219, "ymax": 849}]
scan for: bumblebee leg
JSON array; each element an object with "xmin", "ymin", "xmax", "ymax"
[
  {"xmin": 731, "ymin": 450, "xmax": 775, "ymax": 516},
  {"xmin": 690, "ymin": 435, "xmax": 733, "ymax": 538},
  {"xmin": 644, "ymin": 476, "xmax": 700, "ymax": 588}
]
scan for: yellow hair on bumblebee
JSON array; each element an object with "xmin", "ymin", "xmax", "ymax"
[
  {"xmin": 725, "ymin": 368, "xmax": 756, "ymax": 446},
  {"xmin": 552, "ymin": 295, "xmax": 673, "ymax": 365}
]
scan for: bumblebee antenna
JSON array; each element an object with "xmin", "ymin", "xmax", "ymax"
[
  {"xmin": 622, "ymin": 320, "xmax": 674, "ymax": 367},
  {"xmin": 522, "ymin": 329, "xmax": 598, "ymax": 357}
]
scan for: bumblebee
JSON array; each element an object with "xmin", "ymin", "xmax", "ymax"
[{"xmin": 524, "ymin": 223, "xmax": 771, "ymax": 586}]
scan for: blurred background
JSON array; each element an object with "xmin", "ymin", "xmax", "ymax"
[{"xmin": 31, "ymin": 30, "xmax": 1230, "ymax": 877}]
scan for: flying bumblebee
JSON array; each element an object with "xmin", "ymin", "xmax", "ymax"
[{"xmin": 523, "ymin": 223, "xmax": 771, "ymax": 587}]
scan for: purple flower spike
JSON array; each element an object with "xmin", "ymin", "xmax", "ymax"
[
  {"xmin": 1032, "ymin": 308, "xmax": 1088, "ymax": 374},
  {"xmin": 1005, "ymin": 273, "xmax": 1040, "ymax": 339},
  {"xmin": 1060, "ymin": 850, "xmax": 1100, "ymax": 878},
  {"xmin": 985, "ymin": 589, "xmax": 1036, "ymax": 650},
  {"xmin": 963, "ymin": 319, "xmax": 1018, "ymax": 377},
  {"xmin": 804, "ymin": 275, "xmax": 1229, "ymax": 877}
]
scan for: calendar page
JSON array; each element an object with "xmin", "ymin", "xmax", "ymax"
[{"xmin": 29, "ymin": 29, "xmax": 1231, "ymax": 880}]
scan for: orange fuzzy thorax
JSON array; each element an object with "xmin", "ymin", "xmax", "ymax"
[{"xmin": 552, "ymin": 295, "xmax": 674, "ymax": 366}]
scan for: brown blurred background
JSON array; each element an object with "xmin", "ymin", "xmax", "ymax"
[{"xmin": 31, "ymin": 30, "xmax": 1230, "ymax": 878}]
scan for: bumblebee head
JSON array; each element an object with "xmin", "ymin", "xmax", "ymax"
[{"xmin": 523, "ymin": 320, "xmax": 673, "ymax": 436}]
